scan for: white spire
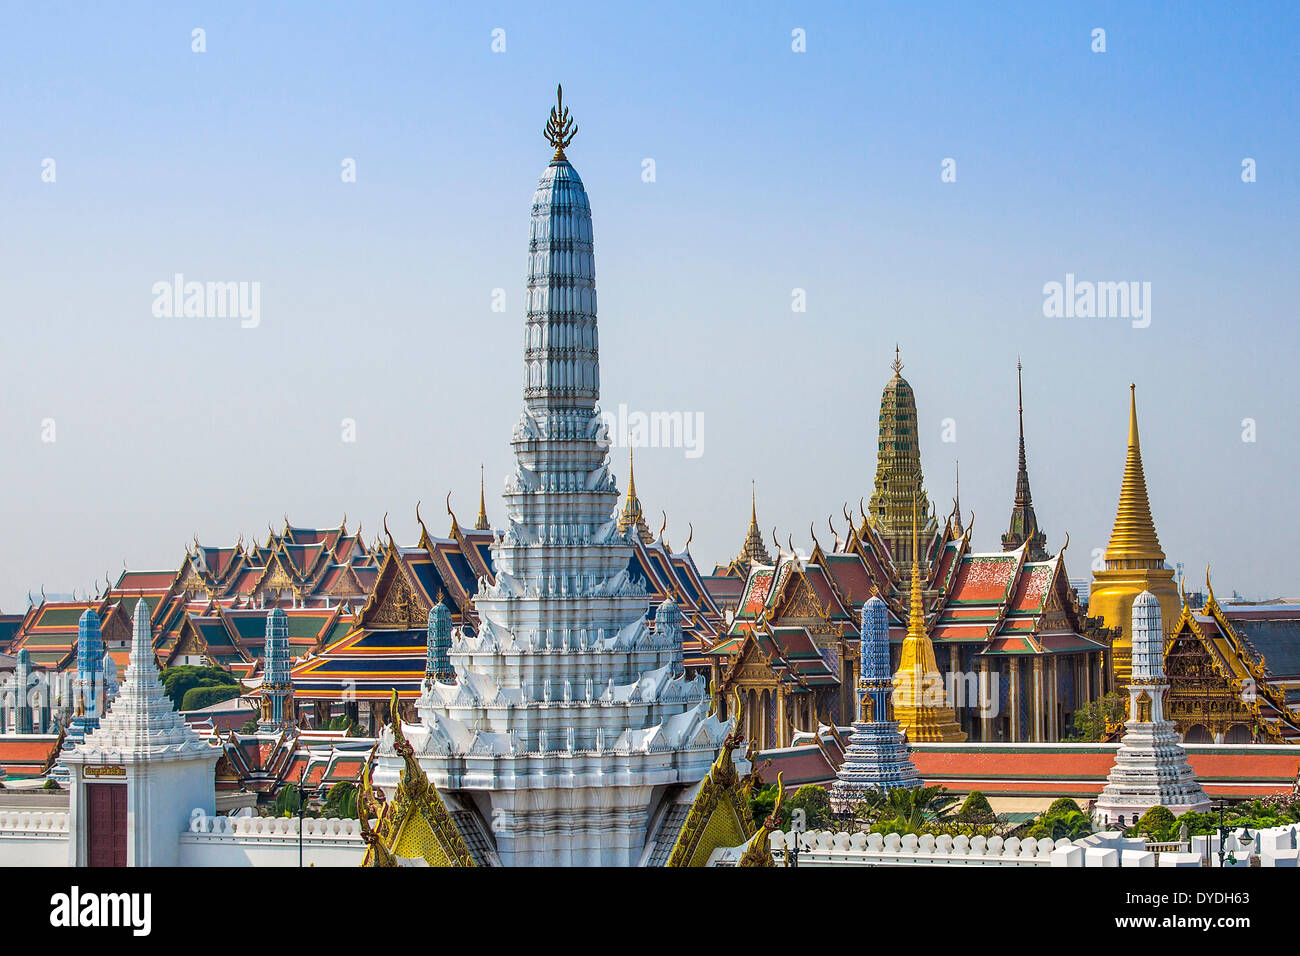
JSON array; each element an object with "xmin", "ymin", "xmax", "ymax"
[{"xmin": 67, "ymin": 599, "xmax": 214, "ymax": 763}]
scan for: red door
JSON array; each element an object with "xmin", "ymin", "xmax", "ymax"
[{"xmin": 86, "ymin": 784, "xmax": 127, "ymax": 867}]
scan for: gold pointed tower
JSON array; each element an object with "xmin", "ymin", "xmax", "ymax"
[
  {"xmin": 713, "ymin": 482, "xmax": 774, "ymax": 578},
  {"xmin": 475, "ymin": 464, "xmax": 490, "ymax": 531},
  {"xmin": 617, "ymin": 449, "xmax": 653, "ymax": 544},
  {"xmin": 891, "ymin": 497, "xmax": 966, "ymax": 742},
  {"xmin": 1088, "ymin": 385, "xmax": 1179, "ymax": 688}
]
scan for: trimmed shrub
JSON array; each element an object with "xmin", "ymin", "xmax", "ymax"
[{"xmin": 180, "ymin": 683, "xmax": 242, "ymax": 712}]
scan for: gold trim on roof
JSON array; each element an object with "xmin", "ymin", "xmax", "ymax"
[{"xmin": 359, "ymin": 689, "xmax": 477, "ymax": 867}]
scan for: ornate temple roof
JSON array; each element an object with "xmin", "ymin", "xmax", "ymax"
[{"xmin": 1168, "ymin": 581, "xmax": 1300, "ymax": 742}]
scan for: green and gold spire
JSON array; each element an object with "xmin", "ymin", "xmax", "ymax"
[{"xmin": 868, "ymin": 347, "xmax": 936, "ymax": 570}]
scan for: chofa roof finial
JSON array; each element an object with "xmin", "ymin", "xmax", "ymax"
[{"xmin": 544, "ymin": 84, "xmax": 577, "ymax": 160}]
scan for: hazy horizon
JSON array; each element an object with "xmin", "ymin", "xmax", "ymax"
[{"xmin": 2, "ymin": 2, "xmax": 1297, "ymax": 611}]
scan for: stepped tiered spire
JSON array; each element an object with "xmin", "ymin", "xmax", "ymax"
[
  {"xmin": 891, "ymin": 498, "xmax": 966, "ymax": 742},
  {"xmin": 868, "ymin": 348, "xmax": 936, "ymax": 569},
  {"xmin": 1002, "ymin": 360, "xmax": 1048, "ymax": 560},
  {"xmin": 1094, "ymin": 592, "xmax": 1210, "ymax": 827},
  {"xmin": 830, "ymin": 596, "xmax": 922, "ymax": 812},
  {"xmin": 64, "ymin": 608, "xmax": 106, "ymax": 745},
  {"xmin": 738, "ymin": 483, "xmax": 773, "ymax": 565},
  {"xmin": 1089, "ymin": 385, "xmax": 1179, "ymax": 688},
  {"xmin": 13, "ymin": 649, "xmax": 33, "ymax": 734},
  {"xmin": 617, "ymin": 449, "xmax": 653, "ymax": 544},
  {"xmin": 71, "ymin": 600, "xmax": 213, "ymax": 761},
  {"xmin": 425, "ymin": 598, "xmax": 454, "ymax": 683},
  {"xmin": 259, "ymin": 607, "xmax": 292, "ymax": 731},
  {"xmin": 946, "ymin": 461, "xmax": 964, "ymax": 537},
  {"xmin": 371, "ymin": 87, "xmax": 728, "ymax": 867}
]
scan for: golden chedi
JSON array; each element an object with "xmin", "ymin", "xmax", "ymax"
[
  {"xmin": 892, "ymin": 500, "xmax": 966, "ymax": 742},
  {"xmin": 1088, "ymin": 386, "xmax": 1179, "ymax": 689}
]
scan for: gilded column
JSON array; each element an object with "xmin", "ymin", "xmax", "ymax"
[
  {"xmin": 1008, "ymin": 659, "xmax": 1021, "ymax": 743},
  {"xmin": 979, "ymin": 656, "xmax": 994, "ymax": 742},
  {"xmin": 1031, "ymin": 657, "xmax": 1044, "ymax": 742}
]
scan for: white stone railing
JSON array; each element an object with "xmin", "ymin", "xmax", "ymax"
[
  {"xmin": 770, "ymin": 829, "xmax": 1065, "ymax": 866},
  {"xmin": 179, "ymin": 812, "xmax": 367, "ymax": 867},
  {"xmin": 0, "ymin": 811, "xmax": 69, "ymax": 837},
  {"xmin": 187, "ymin": 813, "xmax": 364, "ymax": 839},
  {"xmin": 0, "ymin": 812, "xmax": 70, "ymax": 866}
]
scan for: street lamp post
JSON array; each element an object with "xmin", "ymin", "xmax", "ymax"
[{"xmin": 296, "ymin": 782, "xmax": 319, "ymax": 868}]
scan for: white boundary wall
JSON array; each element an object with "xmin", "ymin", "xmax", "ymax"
[
  {"xmin": 0, "ymin": 811, "xmax": 71, "ymax": 866},
  {"xmin": 178, "ymin": 813, "xmax": 366, "ymax": 867},
  {"xmin": 771, "ymin": 824, "xmax": 1300, "ymax": 868}
]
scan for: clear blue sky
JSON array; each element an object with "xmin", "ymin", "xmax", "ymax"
[{"xmin": 1, "ymin": 1, "xmax": 1296, "ymax": 609}]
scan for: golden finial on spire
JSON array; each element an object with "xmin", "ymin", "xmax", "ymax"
[
  {"xmin": 544, "ymin": 84, "xmax": 577, "ymax": 160},
  {"xmin": 892, "ymin": 344, "xmax": 903, "ymax": 376},
  {"xmin": 908, "ymin": 494, "xmax": 924, "ymax": 639},
  {"xmin": 627, "ymin": 448, "xmax": 637, "ymax": 501},
  {"xmin": 475, "ymin": 464, "xmax": 490, "ymax": 531},
  {"xmin": 1104, "ymin": 383, "xmax": 1165, "ymax": 564}
]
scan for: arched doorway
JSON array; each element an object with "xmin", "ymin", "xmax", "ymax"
[
  {"xmin": 1224, "ymin": 723, "xmax": 1252, "ymax": 744},
  {"xmin": 1183, "ymin": 724, "xmax": 1212, "ymax": 743}
]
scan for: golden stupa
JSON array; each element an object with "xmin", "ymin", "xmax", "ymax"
[
  {"xmin": 1088, "ymin": 385, "xmax": 1179, "ymax": 689},
  {"xmin": 891, "ymin": 498, "xmax": 966, "ymax": 742}
]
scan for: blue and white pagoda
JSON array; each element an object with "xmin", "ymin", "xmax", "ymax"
[
  {"xmin": 258, "ymin": 607, "xmax": 292, "ymax": 731},
  {"xmin": 372, "ymin": 87, "xmax": 730, "ymax": 866},
  {"xmin": 830, "ymin": 596, "xmax": 922, "ymax": 812},
  {"xmin": 64, "ymin": 608, "xmax": 118, "ymax": 746}
]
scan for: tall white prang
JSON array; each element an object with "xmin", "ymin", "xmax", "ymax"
[
  {"xmin": 1093, "ymin": 591, "xmax": 1210, "ymax": 828},
  {"xmin": 372, "ymin": 92, "xmax": 730, "ymax": 866}
]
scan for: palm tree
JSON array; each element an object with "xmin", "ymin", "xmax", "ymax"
[{"xmin": 855, "ymin": 785, "xmax": 958, "ymax": 833}]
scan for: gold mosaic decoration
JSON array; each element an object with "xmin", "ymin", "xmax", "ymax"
[
  {"xmin": 359, "ymin": 690, "xmax": 477, "ymax": 867},
  {"xmin": 666, "ymin": 696, "xmax": 780, "ymax": 867}
]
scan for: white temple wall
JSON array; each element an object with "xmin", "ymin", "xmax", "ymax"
[
  {"xmin": 178, "ymin": 814, "xmax": 365, "ymax": 867},
  {"xmin": 0, "ymin": 812, "xmax": 71, "ymax": 866},
  {"xmin": 773, "ymin": 824, "xmax": 1300, "ymax": 868}
]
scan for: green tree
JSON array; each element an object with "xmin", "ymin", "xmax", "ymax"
[
  {"xmin": 239, "ymin": 717, "xmax": 260, "ymax": 734},
  {"xmin": 855, "ymin": 785, "xmax": 959, "ymax": 834},
  {"xmin": 786, "ymin": 785, "xmax": 832, "ymax": 831},
  {"xmin": 323, "ymin": 714, "xmax": 362, "ymax": 736},
  {"xmin": 180, "ymin": 684, "xmax": 242, "ymax": 712},
  {"xmin": 749, "ymin": 784, "xmax": 780, "ymax": 829},
  {"xmin": 1025, "ymin": 809, "xmax": 1094, "ymax": 841},
  {"xmin": 1065, "ymin": 693, "xmax": 1126, "ymax": 741},
  {"xmin": 958, "ymin": 790, "xmax": 996, "ymax": 823},
  {"xmin": 1132, "ymin": 805, "xmax": 1178, "ymax": 842},
  {"xmin": 1047, "ymin": 797, "xmax": 1082, "ymax": 816},
  {"xmin": 322, "ymin": 781, "xmax": 359, "ymax": 819},
  {"xmin": 273, "ymin": 784, "xmax": 305, "ymax": 817},
  {"xmin": 159, "ymin": 664, "xmax": 239, "ymax": 711}
]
